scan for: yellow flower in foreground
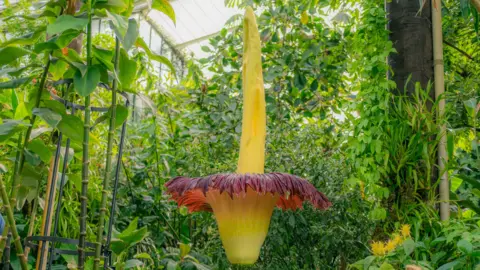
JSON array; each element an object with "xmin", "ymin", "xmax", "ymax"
[
  {"xmin": 371, "ymin": 241, "xmax": 386, "ymax": 256},
  {"xmin": 391, "ymin": 233, "xmax": 403, "ymax": 246},
  {"xmin": 385, "ymin": 239, "xmax": 397, "ymax": 253},
  {"xmin": 401, "ymin": 224, "xmax": 411, "ymax": 237}
]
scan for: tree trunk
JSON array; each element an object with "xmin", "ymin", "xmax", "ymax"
[{"xmin": 386, "ymin": 0, "xmax": 434, "ymax": 99}]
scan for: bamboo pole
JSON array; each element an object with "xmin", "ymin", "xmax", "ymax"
[
  {"xmin": 35, "ymin": 157, "xmax": 58, "ymax": 269},
  {"xmin": 0, "ymin": 174, "xmax": 28, "ymax": 270},
  {"xmin": 432, "ymin": 0, "xmax": 449, "ymax": 220},
  {"xmin": 79, "ymin": 0, "xmax": 93, "ymax": 267},
  {"xmin": 94, "ymin": 38, "xmax": 120, "ymax": 270}
]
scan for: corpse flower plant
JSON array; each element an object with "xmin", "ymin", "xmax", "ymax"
[{"xmin": 165, "ymin": 7, "xmax": 331, "ymax": 265}]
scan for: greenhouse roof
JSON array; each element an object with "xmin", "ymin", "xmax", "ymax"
[{"xmin": 146, "ymin": 0, "xmax": 241, "ymax": 58}]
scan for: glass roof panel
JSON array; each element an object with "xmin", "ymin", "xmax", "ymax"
[{"xmin": 147, "ymin": 0, "xmax": 240, "ymax": 56}]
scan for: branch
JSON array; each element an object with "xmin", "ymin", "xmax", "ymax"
[{"xmin": 443, "ymin": 40, "xmax": 476, "ymax": 61}]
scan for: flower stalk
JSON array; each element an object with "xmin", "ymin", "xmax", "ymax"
[{"xmin": 93, "ymin": 37, "xmax": 120, "ymax": 270}]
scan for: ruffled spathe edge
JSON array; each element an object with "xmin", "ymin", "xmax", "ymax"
[{"xmin": 165, "ymin": 173, "xmax": 332, "ymax": 212}]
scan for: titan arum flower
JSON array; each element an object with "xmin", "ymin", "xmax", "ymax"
[{"xmin": 165, "ymin": 7, "xmax": 331, "ymax": 265}]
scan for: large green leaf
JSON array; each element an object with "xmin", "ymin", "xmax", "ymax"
[
  {"xmin": 57, "ymin": 115, "xmax": 84, "ymax": 142},
  {"xmin": 46, "ymin": 15, "xmax": 88, "ymax": 35},
  {"xmin": 118, "ymin": 49, "xmax": 137, "ymax": 91},
  {"xmin": 74, "ymin": 65, "xmax": 101, "ymax": 97},
  {"xmin": 0, "ymin": 47, "xmax": 31, "ymax": 67},
  {"xmin": 0, "ymin": 120, "xmax": 29, "ymax": 142},
  {"xmin": 32, "ymin": 108, "xmax": 62, "ymax": 127},
  {"xmin": 34, "ymin": 29, "xmax": 82, "ymax": 53},
  {"xmin": 0, "ymin": 76, "xmax": 34, "ymax": 89},
  {"xmin": 152, "ymin": 0, "xmax": 176, "ymax": 24},
  {"xmin": 1, "ymin": 27, "xmax": 46, "ymax": 47},
  {"xmin": 27, "ymin": 138, "xmax": 52, "ymax": 163}
]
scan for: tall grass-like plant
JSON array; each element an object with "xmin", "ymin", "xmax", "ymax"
[{"xmin": 94, "ymin": 38, "xmax": 120, "ymax": 269}]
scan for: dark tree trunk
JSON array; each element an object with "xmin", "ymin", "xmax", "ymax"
[
  {"xmin": 386, "ymin": 0, "xmax": 438, "ymax": 202},
  {"xmin": 386, "ymin": 0, "xmax": 434, "ymax": 99}
]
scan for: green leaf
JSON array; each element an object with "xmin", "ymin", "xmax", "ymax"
[
  {"xmin": 27, "ymin": 138, "xmax": 51, "ymax": 163},
  {"xmin": 447, "ymin": 133, "xmax": 454, "ymax": 160},
  {"xmin": 134, "ymin": 253, "xmax": 152, "ymax": 261},
  {"xmin": 74, "ymin": 65, "xmax": 101, "ymax": 97},
  {"xmin": 124, "ymin": 259, "xmax": 143, "ymax": 269},
  {"xmin": 0, "ymin": 47, "xmax": 31, "ymax": 67},
  {"xmin": 135, "ymin": 37, "xmax": 176, "ymax": 75},
  {"xmin": 20, "ymin": 164, "xmax": 42, "ymax": 188},
  {"xmin": 457, "ymin": 174, "xmax": 480, "ymax": 190},
  {"xmin": 50, "ymin": 60, "xmax": 69, "ymax": 80},
  {"xmin": 166, "ymin": 260, "xmax": 178, "ymax": 270},
  {"xmin": 46, "ymin": 15, "xmax": 88, "ymax": 35},
  {"xmin": 92, "ymin": 104, "xmax": 128, "ymax": 129},
  {"xmin": 0, "ymin": 76, "xmax": 34, "ymax": 89},
  {"xmin": 451, "ymin": 176, "xmax": 463, "ymax": 192},
  {"xmin": 55, "ymin": 29, "xmax": 82, "ymax": 49},
  {"xmin": 34, "ymin": 41, "xmax": 60, "ymax": 53},
  {"xmin": 14, "ymin": 102, "xmax": 29, "ymax": 120},
  {"xmin": 379, "ymin": 262, "xmax": 395, "ymax": 270},
  {"xmin": 93, "ymin": 46, "xmax": 114, "ymax": 71},
  {"xmin": 152, "ymin": 0, "xmax": 176, "ymax": 24},
  {"xmin": 107, "ymin": 10, "xmax": 129, "ymax": 39},
  {"xmin": 463, "ymin": 98, "xmax": 477, "ymax": 118},
  {"xmin": 42, "ymin": 100, "xmax": 67, "ymax": 115},
  {"xmin": 118, "ymin": 49, "xmax": 137, "ymax": 91},
  {"xmin": 0, "ymin": 120, "xmax": 28, "ymax": 142},
  {"xmin": 57, "ymin": 115, "xmax": 84, "ymax": 142},
  {"xmin": 402, "ymin": 238, "xmax": 415, "ymax": 256},
  {"xmin": 363, "ymin": 256, "xmax": 376, "ymax": 270},
  {"xmin": 32, "ymin": 108, "xmax": 62, "ymax": 127},
  {"xmin": 437, "ymin": 260, "xmax": 464, "ymax": 270},
  {"xmin": 1, "ymin": 27, "xmax": 46, "ymax": 47},
  {"xmin": 111, "ymin": 226, "xmax": 148, "ymax": 255},
  {"xmin": 122, "ymin": 19, "xmax": 138, "ymax": 51},
  {"xmin": 457, "ymin": 239, "xmax": 473, "ymax": 254},
  {"xmin": 179, "ymin": 243, "xmax": 191, "ymax": 259},
  {"xmin": 11, "ymin": 89, "xmax": 18, "ymax": 112}
]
